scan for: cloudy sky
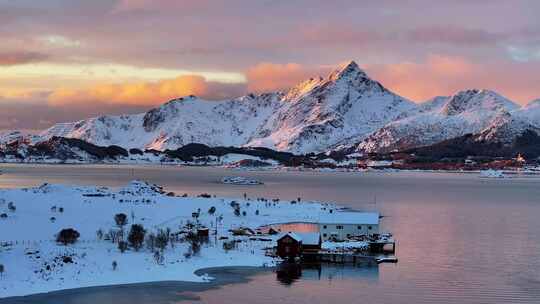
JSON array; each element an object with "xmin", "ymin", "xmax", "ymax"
[{"xmin": 1, "ymin": 0, "xmax": 540, "ymax": 130}]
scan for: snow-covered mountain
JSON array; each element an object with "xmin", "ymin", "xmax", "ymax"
[
  {"xmin": 246, "ymin": 61, "xmax": 415, "ymax": 152},
  {"xmin": 40, "ymin": 93, "xmax": 283, "ymax": 151},
  {"xmin": 475, "ymin": 98, "xmax": 540, "ymax": 144},
  {"xmin": 354, "ymin": 89, "xmax": 520, "ymax": 153},
  {"xmin": 5, "ymin": 61, "xmax": 539, "ymax": 157},
  {"xmin": 39, "ymin": 61, "xmax": 415, "ymax": 154}
]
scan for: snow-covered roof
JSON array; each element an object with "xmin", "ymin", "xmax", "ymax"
[
  {"xmin": 319, "ymin": 212, "xmax": 380, "ymax": 225},
  {"xmin": 279, "ymin": 232, "xmax": 321, "ymax": 245}
]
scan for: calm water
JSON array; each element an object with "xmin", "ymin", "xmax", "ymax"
[{"xmin": 1, "ymin": 164, "xmax": 540, "ymax": 304}]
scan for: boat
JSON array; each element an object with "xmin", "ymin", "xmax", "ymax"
[
  {"xmin": 221, "ymin": 176, "xmax": 263, "ymax": 185},
  {"xmin": 376, "ymin": 257, "xmax": 398, "ymax": 264},
  {"xmin": 479, "ymin": 169, "xmax": 505, "ymax": 178}
]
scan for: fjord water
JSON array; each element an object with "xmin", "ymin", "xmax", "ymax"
[{"xmin": 1, "ymin": 164, "xmax": 539, "ymax": 304}]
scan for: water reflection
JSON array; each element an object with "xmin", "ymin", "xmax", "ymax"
[
  {"xmin": 1, "ymin": 166, "xmax": 540, "ymax": 303},
  {"xmin": 259, "ymin": 222, "xmax": 319, "ymax": 234},
  {"xmin": 276, "ymin": 261, "xmax": 379, "ymax": 286}
]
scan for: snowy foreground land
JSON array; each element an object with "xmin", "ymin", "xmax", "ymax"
[{"xmin": 0, "ymin": 180, "xmax": 344, "ymax": 298}]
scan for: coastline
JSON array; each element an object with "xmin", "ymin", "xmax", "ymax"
[
  {"xmin": 0, "ymin": 266, "xmax": 270, "ymax": 303},
  {"xmin": 2, "ymin": 162, "xmax": 540, "ymax": 176},
  {"xmin": 0, "ymin": 180, "xmax": 332, "ymax": 298}
]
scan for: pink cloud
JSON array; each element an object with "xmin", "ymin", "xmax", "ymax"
[
  {"xmin": 246, "ymin": 57, "xmax": 540, "ymax": 105},
  {"xmin": 245, "ymin": 62, "xmax": 331, "ymax": 93},
  {"xmin": 113, "ymin": 0, "xmax": 209, "ymax": 12},
  {"xmin": 408, "ymin": 26, "xmax": 503, "ymax": 45},
  {"xmin": 366, "ymin": 55, "xmax": 540, "ymax": 104}
]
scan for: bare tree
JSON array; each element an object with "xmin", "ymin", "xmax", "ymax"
[{"xmin": 128, "ymin": 224, "xmax": 146, "ymax": 251}]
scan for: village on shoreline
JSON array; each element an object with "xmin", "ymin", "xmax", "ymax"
[{"xmin": 0, "ymin": 180, "xmax": 393, "ymax": 299}]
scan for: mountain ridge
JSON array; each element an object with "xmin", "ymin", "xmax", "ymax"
[{"xmin": 1, "ymin": 60, "xmax": 539, "ymax": 157}]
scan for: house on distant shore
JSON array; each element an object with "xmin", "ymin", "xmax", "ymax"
[
  {"xmin": 276, "ymin": 232, "xmax": 322, "ymax": 259},
  {"xmin": 318, "ymin": 212, "xmax": 380, "ymax": 241}
]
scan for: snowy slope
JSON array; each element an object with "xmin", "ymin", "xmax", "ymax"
[
  {"xmin": 39, "ymin": 62, "xmax": 414, "ymax": 154},
  {"xmin": 40, "ymin": 94, "xmax": 283, "ymax": 151},
  {"xmin": 475, "ymin": 98, "xmax": 540, "ymax": 143},
  {"xmin": 0, "ymin": 180, "xmax": 343, "ymax": 297},
  {"xmin": 355, "ymin": 90, "xmax": 520, "ymax": 153},
  {"xmin": 246, "ymin": 61, "xmax": 415, "ymax": 153}
]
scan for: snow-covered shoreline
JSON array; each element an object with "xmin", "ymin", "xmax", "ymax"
[{"xmin": 0, "ymin": 180, "xmax": 339, "ymax": 298}]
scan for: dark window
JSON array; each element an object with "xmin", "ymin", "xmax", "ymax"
[
  {"xmin": 323, "ymin": 233, "xmax": 327, "ymax": 237},
  {"xmin": 368, "ymin": 226, "xmax": 372, "ymax": 230},
  {"xmin": 336, "ymin": 225, "xmax": 344, "ymax": 230},
  {"xmin": 357, "ymin": 226, "xmax": 362, "ymax": 229},
  {"xmin": 323, "ymin": 225, "xmax": 327, "ymax": 229}
]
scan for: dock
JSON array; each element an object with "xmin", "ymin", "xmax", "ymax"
[{"xmin": 269, "ymin": 238, "xmax": 397, "ymax": 264}]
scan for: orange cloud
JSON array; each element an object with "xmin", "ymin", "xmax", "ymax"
[
  {"xmin": 245, "ymin": 62, "xmax": 331, "ymax": 93},
  {"xmin": 0, "ymin": 89, "xmax": 40, "ymax": 101},
  {"xmin": 48, "ymin": 75, "xmax": 209, "ymax": 106}
]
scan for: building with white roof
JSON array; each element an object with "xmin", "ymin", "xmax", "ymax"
[{"xmin": 318, "ymin": 211, "xmax": 380, "ymax": 241}]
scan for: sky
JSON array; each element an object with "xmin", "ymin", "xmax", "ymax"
[{"xmin": 1, "ymin": 0, "xmax": 540, "ymax": 131}]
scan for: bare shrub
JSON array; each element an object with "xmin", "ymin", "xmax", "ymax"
[
  {"xmin": 56, "ymin": 228, "xmax": 80, "ymax": 245},
  {"xmin": 223, "ymin": 241, "xmax": 235, "ymax": 252},
  {"xmin": 153, "ymin": 251, "xmax": 164, "ymax": 264},
  {"xmin": 96, "ymin": 229, "xmax": 104, "ymax": 240},
  {"xmin": 145, "ymin": 233, "xmax": 156, "ymax": 251},
  {"xmin": 155, "ymin": 228, "xmax": 170, "ymax": 252},
  {"xmin": 118, "ymin": 241, "xmax": 128, "ymax": 253},
  {"xmin": 114, "ymin": 213, "xmax": 128, "ymax": 228},
  {"xmin": 107, "ymin": 229, "xmax": 122, "ymax": 243}
]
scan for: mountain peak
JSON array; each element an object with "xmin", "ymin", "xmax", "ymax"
[
  {"xmin": 441, "ymin": 89, "xmax": 518, "ymax": 116},
  {"xmin": 328, "ymin": 60, "xmax": 367, "ymax": 81},
  {"xmin": 525, "ymin": 98, "xmax": 540, "ymax": 109}
]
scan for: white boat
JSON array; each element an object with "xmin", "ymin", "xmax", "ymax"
[
  {"xmin": 221, "ymin": 176, "xmax": 263, "ymax": 185},
  {"xmin": 479, "ymin": 169, "xmax": 505, "ymax": 178}
]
